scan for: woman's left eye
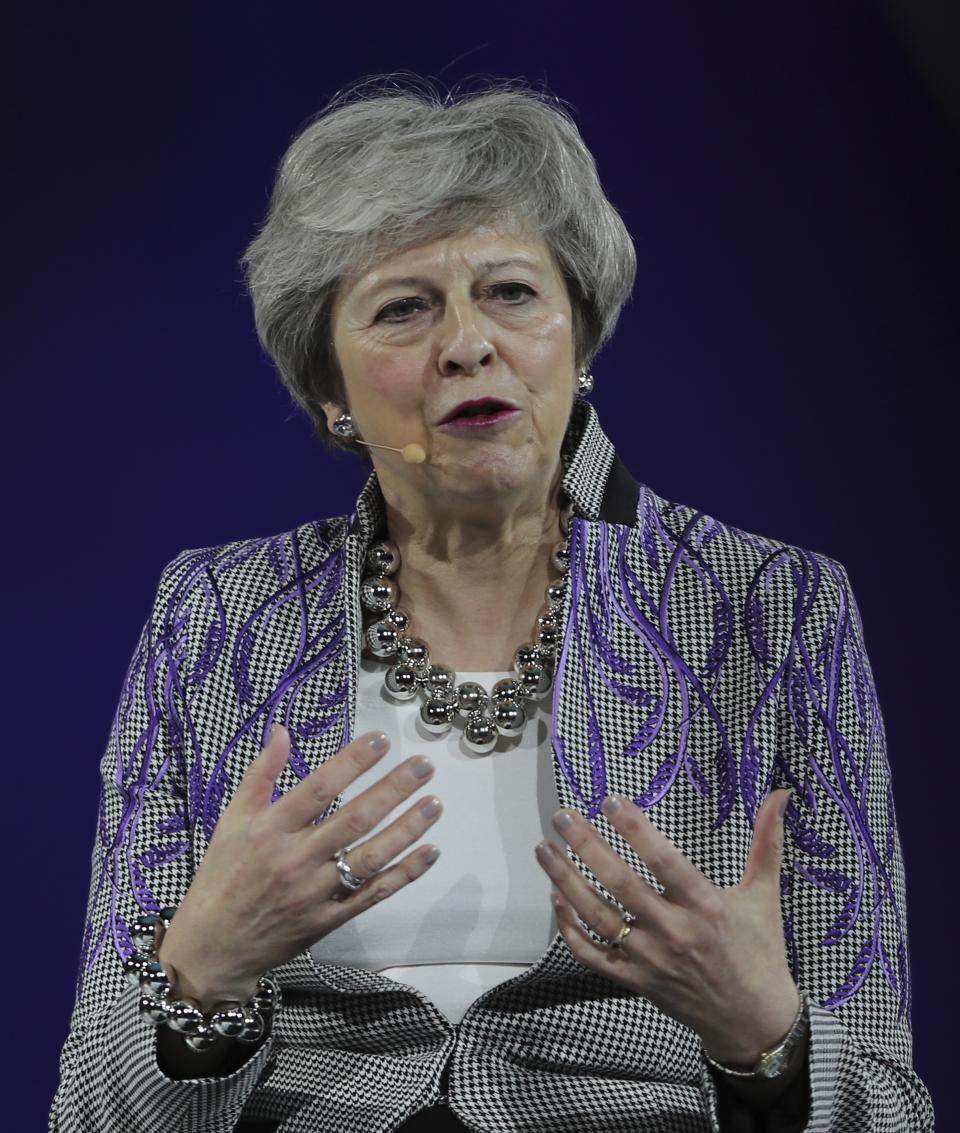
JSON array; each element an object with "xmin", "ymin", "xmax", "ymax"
[{"xmin": 490, "ymin": 282, "xmax": 535, "ymax": 303}]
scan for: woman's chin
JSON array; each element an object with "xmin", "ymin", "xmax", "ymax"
[{"xmin": 428, "ymin": 446, "xmax": 537, "ymax": 501}]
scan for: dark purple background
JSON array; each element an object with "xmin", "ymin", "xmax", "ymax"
[{"xmin": 9, "ymin": 2, "xmax": 955, "ymax": 1127}]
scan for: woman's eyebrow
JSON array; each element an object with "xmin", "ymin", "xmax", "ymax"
[{"xmin": 363, "ymin": 257, "xmax": 543, "ymax": 298}]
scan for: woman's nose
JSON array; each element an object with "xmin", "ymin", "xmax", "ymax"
[{"xmin": 436, "ymin": 297, "xmax": 496, "ymax": 375}]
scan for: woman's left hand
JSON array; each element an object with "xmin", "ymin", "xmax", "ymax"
[{"xmin": 534, "ymin": 788, "xmax": 799, "ymax": 1067}]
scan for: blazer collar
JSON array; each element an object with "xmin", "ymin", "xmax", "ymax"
[{"xmin": 347, "ymin": 399, "xmax": 639, "ymax": 542}]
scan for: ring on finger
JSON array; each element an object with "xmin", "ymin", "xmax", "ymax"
[
  {"xmin": 609, "ymin": 910, "xmax": 636, "ymax": 949},
  {"xmin": 333, "ymin": 847, "xmax": 366, "ymax": 893}
]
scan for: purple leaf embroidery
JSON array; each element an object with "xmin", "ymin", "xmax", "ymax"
[
  {"xmin": 826, "ymin": 937, "xmax": 873, "ymax": 1007},
  {"xmin": 705, "ymin": 599, "xmax": 733, "ymax": 677},
  {"xmin": 745, "ymin": 594, "xmax": 772, "ymax": 665},
  {"xmin": 190, "ymin": 617, "xmax": 225, "ymax": 683},
  {"xmin": 138, "ymin": 841, "xmax": 189, "ymax": 869},
  {"xmin": 235, "ymin": 630, "xmax": 255, "ymax": 702},
  {"xmin": 295, "ymin": 716, "xmax": 340, "ymax": 740},
  {"xmin": 822, "ymin": 890, "xmax": 860, "ymax": 947},
  {"xmin": 622, "ymin": 712, "xmax": 661, "ymax": 757}
]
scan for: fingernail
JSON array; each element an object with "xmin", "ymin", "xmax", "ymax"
[
  {"xmin": 778, "ymin": 789, "xmax": 794, "ymax": 818},
  {"xmin": 367, "ymin": 732, "xmax": 389, "ymax": 754},
  {"xmin": 535, "ymin": 840, "xmax": 557, "ymax": 863},
  {"xmin": 410, "ymin": 756, "xmax": 434, "ymax": 780},
  {"xmin": 552, "ymin": 811, "xmax": 575, "ymax": 832},
  {"xmin": 601, "ymin": 795, "xmax": 622, "ymax": 816},
  {"xmin": 419, "ymin": 796, "xmax": 442, "ymax": 819},
  {"xmin": 423, "ymin": 845, "xmax": 440, "ymax": 865}
]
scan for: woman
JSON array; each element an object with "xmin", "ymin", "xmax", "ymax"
[{"xmin": 50, "ymin": 77, "xmax": 933, "ymax": 1132}]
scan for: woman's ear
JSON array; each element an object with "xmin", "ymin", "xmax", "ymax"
[{"xmin": 321, "ymin": 402, "xmax": 345, "ymax": 432}]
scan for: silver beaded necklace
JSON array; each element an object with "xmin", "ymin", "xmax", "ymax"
[{"xmin": 360, "ymin": 499, "xmax": 574, "ymax": 754}]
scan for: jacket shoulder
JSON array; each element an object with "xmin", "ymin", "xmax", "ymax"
[
  {"xmin": 632, "ymin": 481, "xmax": 845, "ymax": 576},
  {"xmin": 619, "ymin": 483, "xmax": 852, "ymax": 668},
  {"xmin": 151, "ymin": 515, "xmax": 352, "ymax": 627}
]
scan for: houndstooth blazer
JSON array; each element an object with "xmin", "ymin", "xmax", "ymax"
[{"xmin": 51, "ymin": 400, "xmax": 934, "ymax": 1132}]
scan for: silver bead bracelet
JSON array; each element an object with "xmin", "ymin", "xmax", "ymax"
[{"xmin": 124, "ymin": 907, "xmax": 281, "ymax": 1052}]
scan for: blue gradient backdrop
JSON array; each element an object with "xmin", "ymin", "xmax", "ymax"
[{"xmin": 9, "ymin": 2, "xmax": 956, "ymax": 1127}]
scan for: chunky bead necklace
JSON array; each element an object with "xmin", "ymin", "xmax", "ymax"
[{"xmin": 360, "ymin": 501, "xmax": 574, "ymax": 755}]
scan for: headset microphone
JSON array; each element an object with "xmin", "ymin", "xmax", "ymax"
[{"xmin": 353, "ymin": 438, "xmax": 427, "ymax": 464}]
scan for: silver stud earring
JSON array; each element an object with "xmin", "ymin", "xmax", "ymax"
[
  {"xmin": 577, "ymin": 368, "xmax": 594, "ymax": 397},
  {"xmin": 331, "ymin": 412, "xmax": 355, "ymax": 440}
]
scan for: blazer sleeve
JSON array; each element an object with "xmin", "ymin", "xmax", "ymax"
[
  {"xmin": 696, "ymin": 552, "xmax": 935, "ymax": 1132},
  {"xmin": 49, "ymin": 555, "xmax": 274, "ymax": 1133}
]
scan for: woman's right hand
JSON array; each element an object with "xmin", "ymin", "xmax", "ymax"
[{"xmin": 157, "ymin": 726, "xmax": 441, "ymax": 1010}]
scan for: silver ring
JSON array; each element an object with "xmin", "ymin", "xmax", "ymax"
[
  {"xmin": 333, "ymin": 847, "xmax": 366, "ymax": 892},
  {"xmin": 609, "ymin": 911, "xmax": 636, "ymax": 949}
]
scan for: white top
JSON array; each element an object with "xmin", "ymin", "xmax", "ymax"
[{"xmin": 309, "ymin": 655, "xmax": 561, "ymax": 1022}]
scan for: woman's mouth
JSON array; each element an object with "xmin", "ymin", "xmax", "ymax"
[
  {"xmin": 439, "ymin": 407, "xmax": 521, "ymax": 431},
  {"xmin": 438, "ymin": 398, "xmax": 521, "ymax": 431}
]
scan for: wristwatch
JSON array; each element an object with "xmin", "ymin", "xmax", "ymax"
[{"xmin": 703, "ymin": 988, "xmax": 810, "ymax": 1080}]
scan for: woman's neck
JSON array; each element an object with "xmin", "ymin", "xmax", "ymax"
[{"xmin": 378, "ymin": 488, "xmax": 568, "ymax": 673}]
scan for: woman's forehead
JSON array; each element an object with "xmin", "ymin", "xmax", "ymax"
[{"xmin": 340, "ymin": 225, "xmax": 557, "ymax": 300}]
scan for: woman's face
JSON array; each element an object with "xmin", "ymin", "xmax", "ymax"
[{"xmin": 325, "ymin": 223, "xmax": 577, "ymax": 511}]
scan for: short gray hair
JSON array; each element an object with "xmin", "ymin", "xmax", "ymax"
[{"xmin": 239, "ymin": 74, "xmax": 636, "ymax": 461}]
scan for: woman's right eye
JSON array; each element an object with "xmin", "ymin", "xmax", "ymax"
[{"xmin": 376, "ymin": 298, "xmax": 427, "ymax": 322}]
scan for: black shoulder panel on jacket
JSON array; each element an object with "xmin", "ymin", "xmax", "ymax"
[{"xmin": 597, "ymin": 452, "xmax": 640, "ymax": 525}]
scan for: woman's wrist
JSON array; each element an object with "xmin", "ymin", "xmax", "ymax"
[
  {"xmin": 157, "ymin": 942, "xmax": 260, "ymax": 1015},
  {"xmin": 709, "ymin": 1027, "xmax": 810, "ymax": 1108},
  {"xmin": 128, "ymin": 909, "xmax": 281, "ymax": 1054}
]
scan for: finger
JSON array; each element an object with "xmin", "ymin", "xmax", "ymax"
[
  {"xmin": 271, "ymin": 731, "xmax": 391, "ymax": 832},
  {"xmin": 552, "ymin": 889, "xmax": 628, "ymax": 974},
  {"xmin": 741, "ymin": 788, "xmax": 792, "ymax": 891},
  {"xmin": 325, "ymin": 843, "xmax": 441, "ymax": 925},
  {"xmin": 553, "ymin": 888, "xmax": 578, "ymax": 926},
  {"xmin": 548, "ymin": 808, "xmax": 670, "ymax": 922},
  {"xmin": 230, "ymin": 724, "xmax": 292, "ymax": 815},
  {"xmin": 311, "ymin": 755, "xmax": 435, "ymax": 853},
  {"xmin": 599, "ymin": 797, "xmax": 715, "ymax": 908},
  {"xmin": 535, "ymin": 839, "xmax": 628, "ymax": 943},
  {"xmin": 327, "ymin": 794, "xmax": 443, "ymax": 887},
  {"xmin": 553, "ymin": 888, "xmax": 601, "ymax": 946}
]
